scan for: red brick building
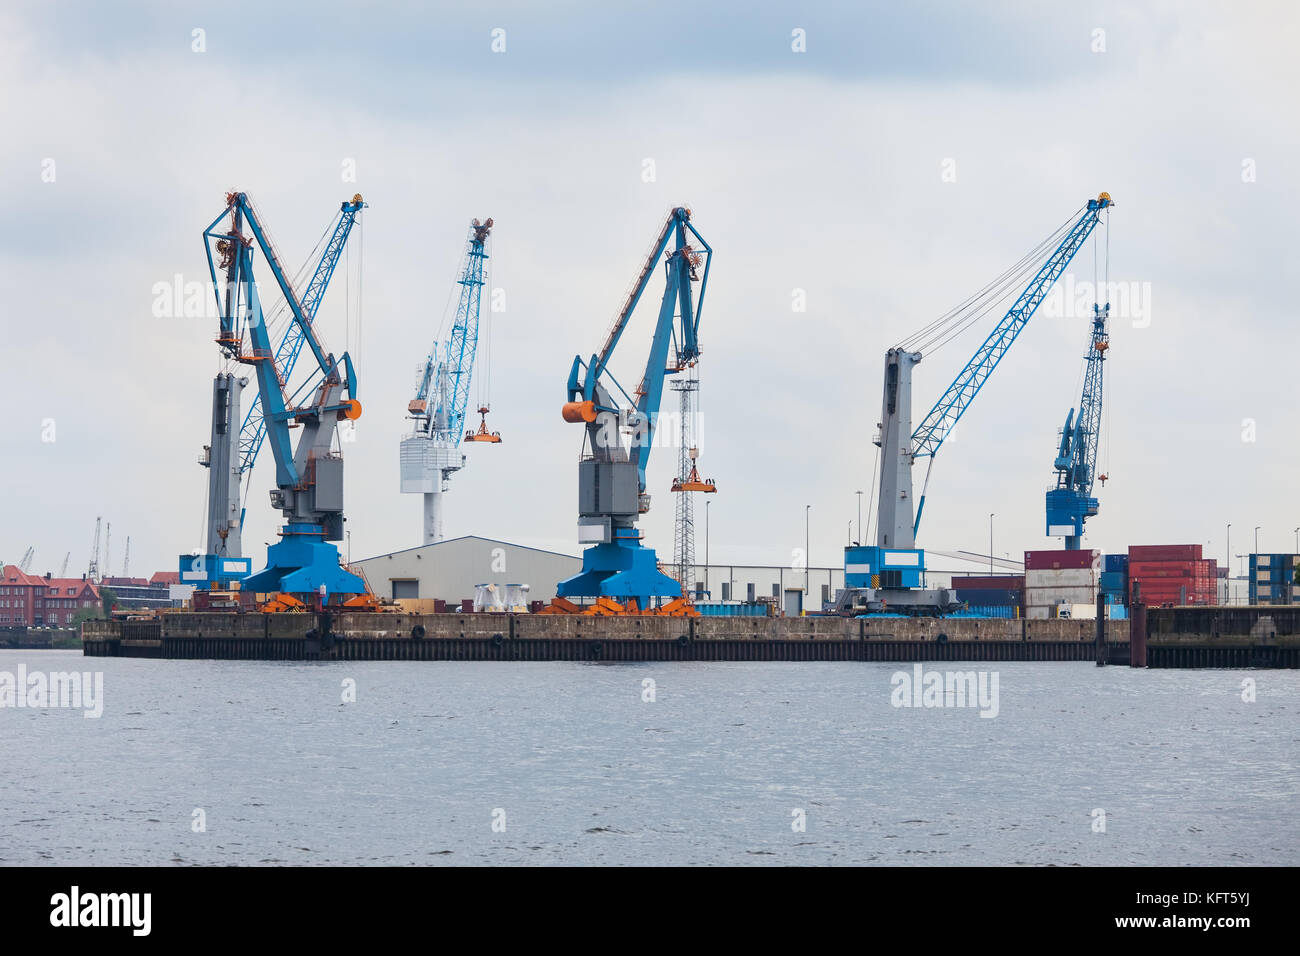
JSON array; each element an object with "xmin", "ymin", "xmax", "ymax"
[{"xmin": 0, "ymin": 565, "xmax": 101, "ymax": 627}]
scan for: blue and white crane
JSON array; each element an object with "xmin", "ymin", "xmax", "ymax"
[
  {"xmin": 400, "ymin": 217, "xmax": 499, "ymax": 545},
  {"xmin": 1046, "ymin": 270, "xmax": 1111, "ymax": 549},
  {"xmin": 554, "ymin": 206, "xmax": 711, "ymax": 612},
  {"xmin": 842, "ymin": 193, "xmax": 1113, "ymax": 615},
  {"xmin": 187, "ymin": 191, "xmax": 367, "ymax": 600},
  {"xmin": 191, "ymin": 195, "xmax": 363, "ymax": 587}
]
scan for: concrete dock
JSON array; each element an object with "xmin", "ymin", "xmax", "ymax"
[{"xmin": 76, "ymin": 606, "xmax": 1299, "ymax": 667}]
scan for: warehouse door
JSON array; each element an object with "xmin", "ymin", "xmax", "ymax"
[
  {"xmin": 392, "ymin": 580, "xmax": 419, "ymax": 600},
  {"xmin": 783, "ymin": 588, "xmax": 803, "ymax": 617}
]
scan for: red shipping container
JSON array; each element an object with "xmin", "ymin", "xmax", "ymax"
[
  {"xmin": 1128, "ymin": 544, "xmax": 1202, "ymax": 562},
  {"xmin": 1024, "ymin": 549, "xmax": 1099, "ymax": 571},
  {"xmin": 950, "ymin": 575, "xmax": 1025, "ymax": 590}
]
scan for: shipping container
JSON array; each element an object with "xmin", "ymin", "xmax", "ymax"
[
  {"xmin": 952, "ymin": 588, "xmax": 1021, "ymax": 606},
  {"xmin": 1024, "ymin": 606, "xmax": 1051, "ymax": 620},
  {"xmin": 949, "ymin": 575, "xmax": 1024, "ymax": 590},
  {"xmin": 949, "ymin": 605, "xmax": 1017, "ymax": 619},
  {"xmin": 1128, "ymin": 544, "xmax": 1202, "ymax": 562},
  {"xmin": 1025, "ymin": 568, "xmax": 1098, "ymax": 588},
  {"xmin": 1024, "ymin": 585, "xmax": 1098, "ymax": 606},
  {"xmin": 1099, "ymin": 571, "xmax": 1126, "ymax": 592},
  {"xmin": 1103, "ymin": 553, "xmax": 1129, "ymax": 573},
  {"xmin": 1024, "ymin": 549, "xmax": 1099, "ymax": 571}
]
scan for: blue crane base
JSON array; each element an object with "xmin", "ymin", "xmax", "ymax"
[
  {"xmin": 240, "ymin": 528, "xmax": 366, "ymax": 599},
  {"xmin": 557, "ymin": 542, "xmax": 682, "ymax": 608}
]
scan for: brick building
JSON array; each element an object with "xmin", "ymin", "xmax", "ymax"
[{"xmin": 0, "ymin": 565, "xmax": 101, "ymax": 627}]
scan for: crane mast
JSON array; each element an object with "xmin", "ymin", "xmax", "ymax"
[
  {"xmin": 553, "ymin": 207, "xmax": 711, "ymax": 612},
  {"xmin": 400, "ymin": 217, "xmax": 499, "ymax": 545}
]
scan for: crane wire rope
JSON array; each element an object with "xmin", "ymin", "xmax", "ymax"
[{"xmin": 895, "ymin": 205, "xmax": 1084, "ymax": 356}]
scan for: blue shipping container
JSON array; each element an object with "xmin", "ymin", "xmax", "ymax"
[
  {"xmin": 694, "ymin": 602, "xmax": 766, "ymax": 617},
  {"xmin": 953, "ymin": 588, "xmax": 1021, "ymax": 606},
  {"xmin": 1099, "ymin": 571, "xmax": 1126, "ymax": 592},
  {"xmin": 1104, "ymin": 553, "xmax": 1129, "ymax": 573},
  {"xmin": 949, "ymin": 605, "xmax": 1016, "ymax": 619}
]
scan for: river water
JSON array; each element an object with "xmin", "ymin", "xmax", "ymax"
[{"xmin": 2, "ymin": 649, "xmax": 1296, "ymax": 865}]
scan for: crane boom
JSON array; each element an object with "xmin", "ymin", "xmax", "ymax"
[{"xmin": 238, "ymin": 199, "xmax": 364, "ymax": 478}]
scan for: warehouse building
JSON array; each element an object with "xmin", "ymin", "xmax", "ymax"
[{"xmin": 353, "ymin": 536, "xmax": 845, "ymax": 612}]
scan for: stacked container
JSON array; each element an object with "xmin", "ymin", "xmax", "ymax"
[
  {"xmin": 950, "ymin": 574, "xmax": 1023, "ymax": 613},
  {"xmin": 1127, "ymin": 544, "xmax": 1216, "ymax": 606},
  {"xmin": 1022, "ymin": 550, "xmax": 1099, "ymax": 619},
  {"xmin": 1248, "ymin": 554, "xmax": 1300, "ymax": 605}
]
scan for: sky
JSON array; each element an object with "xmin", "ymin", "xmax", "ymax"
[{"xmin": 1, "ymin": 0, "xmax": 1297, "ymax": 582}]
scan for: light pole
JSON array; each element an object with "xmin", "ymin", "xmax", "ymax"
[
  {"xmin": 705, "ymin": 499, "xmax": 711, "ymax": 598},
  {"xmin": 805, "ymin": 504, "xmax": 811, "ymax": 596},
  {"xmin": 847, "ymin": 520, "xmax": 852, "ymax": 545},
  {"xmin": 1294, "ymin": 527, "xmax": 1298, "ymax": 554},
  {"xmin": 1255, "ymin": 526, "xmax": 1260, "ymax": 555},
  {"xmin": 1226, "ymin": 524, "xmax": 1231, "ymax": 580},
  {"xmin": 346, "ymin": 530, "xmax": 352, "ymax": 565},
  {"xmin": 989, "ymin": 513, "xmax": 994, "ymax": 575},
  {"xmin": 856, "ymin": 490, "xmax": 863, "ymax": 545}
]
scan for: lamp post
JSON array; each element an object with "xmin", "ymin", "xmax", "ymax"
[
  {"xmin": 805, "ymin": 504, "xmax": 811, "ymax": 595},
  {"xmin": 705, "ymin": 499, "xmax": 711, "ymax": 598},
  {"xmin": 856, "ymin": 490, "xmax": 864, "ymax": 545},
  {"xmin": 989, "ymin": 513, "xmax": 995, "ymax": 575},
  {"xmin": 1294, "ymin": 527, "xmax": 1298, "ymax": 554},
  {"xmin": 1255, "ymin": 526, "xmax": 1260, "ymax": 555}
]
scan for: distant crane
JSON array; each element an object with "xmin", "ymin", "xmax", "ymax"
[
  {"xmin": 552, "ymin": 206, "xmax": 712, "ymax": 614},
  {"xmin": 1046, "ymin": 206, "xmax": 1113, "ymax": 548},
  {"xmin": 105, "ymin": 523, "xmax": 111, "ymax": 578},
  {"xmin": 198, "ymin": 191, "xmax": 368, "ymax": 600},
  {"xmin": 88, "ymin": 517, "xmax": 102, "ymax": 580},
  {"xmin": 400, "ymin": 217, "xmax": 500, "ymax": 545},
  {"xmin": 670, "ymin": 376, "xmax": 716, "ymax": 595},
  {"xmin": 19, "ymin": 547, "xmax": 35, "ymax": 572},
  {"xmin": 122, "ymin": 537, "xmax": 131, "ymax": 578},
  {"xmin": 59, "ymin": 552, "xmax": 70, "ymax": 576},
  {"xmin": 842, "ymin": 193, "xmax": 1113, "ymax": 616}
]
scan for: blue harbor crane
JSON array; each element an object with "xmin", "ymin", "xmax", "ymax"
[
  {"xmin": 841, "ymin": 193, "xmax": 1113, "ymax": 615},
  {"xmin": 552, "ymin": 206, "xmax": 711, "ymax": 613},
  {"xmin": 185, "ymin": 191, "xmax": 368, "ymax": 600},
  {"xmin": 400, "ymin": 218, "xmax": 500, "ymax": 545},
  {"xmin": 190, "ymin": 195, "xmax": 363, "ymax": 588},
  {"xmin": 1046, "ymin": 299, "xmax": 1110, "ymax": 549}
]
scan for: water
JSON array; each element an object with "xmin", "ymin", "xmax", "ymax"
[{"xmin": 3, "ymin": 649, "xmax": 1296, "ymax": 865}]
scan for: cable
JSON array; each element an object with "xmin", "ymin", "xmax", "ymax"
[{"xmin": 896, "ymin": 206, "xmax": 1084, "ymax": 355}]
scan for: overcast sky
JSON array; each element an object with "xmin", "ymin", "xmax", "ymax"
[{"xmin": 2, "ymin": 0, "xmax": 1296, "ymax": 581}]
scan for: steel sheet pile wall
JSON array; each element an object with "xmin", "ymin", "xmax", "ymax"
[{"xmin": 1129, "ymin": 544, "xmax": 1216, "ymax": 606}]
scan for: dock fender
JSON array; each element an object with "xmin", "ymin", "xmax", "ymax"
[
  {"xmin": 411, "ymin": 624, "xmax": 426, "ymax": 640},
  {"xmin": 936, "ymin": 632, "xmax": 949, "ymax": 644},
  {"xmin": 305, "ymin": 629, "xmax": 318, "ymax": 642},
  {"xmin": 491, "ymin": 633, "xmax": 505, "ymax": 648},
  {"xmin": 590, "ymin": 641, "xmax": 603, "ymax": 658},
  {"xmin": 677, "ymin": 634, "xmax": 690, "ymax": 647}
]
